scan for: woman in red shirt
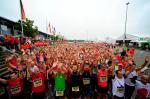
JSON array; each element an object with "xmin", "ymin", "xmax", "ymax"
[{"xmin": 0, "ymin": 71, "xmax": 24, "ymax": 99}]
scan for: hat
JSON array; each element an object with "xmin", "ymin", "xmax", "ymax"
[
  {"xmin": 30, "ymin": 65, "xmax": 38, "ymax": 73},
  {"xmin": 118, "ymin": 62, "xmax": 123, "ymax": 66}
]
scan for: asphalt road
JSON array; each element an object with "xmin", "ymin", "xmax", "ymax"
[{"xmin": 134, "ymin": 49, "xmax": 150, "ymax": 66}]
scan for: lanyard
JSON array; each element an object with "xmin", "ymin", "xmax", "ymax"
[{"xmin": 116, "ymin": 78, "xmax": 124, "ymax": 87}]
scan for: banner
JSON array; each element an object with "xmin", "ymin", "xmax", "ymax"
[
  {"xmin": 20, "ymin": 44, "xmax": 32, "ymax": 49},
  {"xmin": 34, "ymin": 41, "xmax": 49, "ymax": 46}
]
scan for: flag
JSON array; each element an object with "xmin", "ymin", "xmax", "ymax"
[
  {"xmin": 20, "ymin": 0, "xmax": 26, "ymax": 21},
  {"xmin": 52, "ymin": 26, "xmax": 56, "ymax": 36},
  {"xmin": 48, "ymin": 22, "xmax": 51, "ymax": 33},
  {"xmin": 54, "ymin": 27, "xmax": 56, "ymax": 32}
]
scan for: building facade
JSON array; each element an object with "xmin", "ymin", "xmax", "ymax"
[{"xmin": 0, "ymin": 16, "xmax": 16, "ymax": 35}]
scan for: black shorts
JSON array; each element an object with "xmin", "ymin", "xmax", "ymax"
[
  {"xmin": 97, "ymin": 86, "xmax": 108, "ymax": 94},
  {"xmin": 114, "ymin": 95, "xmax": 124, "ymax": 99},
  {"xmin": 71, "ymin": 91, "xmax": 80, "ymax": 98},
  {"xmin": 82, "ymin": 85, "xmax": 93, "ymax": 97},
  {"xmin": 32, "ymin": 91, "xmax": 45, "ymax": 99},
  {"xmin": 0, "ymin": 94, "xmax": 9, "ymax": 99},
  {"xmin": 11, "ymin": 94, "xmax": 24, "ymax": 99}
]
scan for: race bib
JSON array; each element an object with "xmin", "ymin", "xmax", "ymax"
[
  {"xmin": 83, "ymin": 78, "xmax": 90, "ymax": 85},
  {"xmin": 11, "ymin": 86, "xmax": 21, "ymax": 94},
  {"xmin": 100, "ymin": 76, "xmax": 107, "ymax": 81},
  {"xmin": 33, "ymin": 79, "xmax": 42, "ymax": 87},
  {"xmin": 0, "ymin": 87, "xmax": 5, "ymax": 95},
  {"xmin": 56, "ymin": 91, "xmax": 64, "ymax": 96},
  {"xmin": 117, "ymin": 87, "xmax": 124, "ymax": 93},
  {"xmin": 72, "ymin": 86, "xmax": 79, "ymax": 92}
]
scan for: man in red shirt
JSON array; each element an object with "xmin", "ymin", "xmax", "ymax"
[
  {"xmin": 31, "ymin": 66, "xmax": 46, "ymax": 99},
  {"xmin": 0, "ymin": 71, "xmax": 24, "ymax": 99}
]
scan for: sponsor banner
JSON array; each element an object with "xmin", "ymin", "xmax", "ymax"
[
  {"xmin": 20, "ymin": 43, "xmax": 32, "ymax": 49},
  {"xmin": 34, "ymin": 42, "xmax": 49, "ymax": 46}
]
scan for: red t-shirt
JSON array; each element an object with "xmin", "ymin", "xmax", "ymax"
[
  {"xmin": 9, "ymin": 56, "xmax": 17, "ymax": 68},
  {"xmin": 97, "ymin": 69, "xmax": 108, "ymax": 87},
  {"xmin": 15, "ymin": 38, "xmax": 19, "ymax": 43},
  {"xmin": 4, "ymin": 36, "xmax": 9, "ymax": 43},
  {"xmin": 7, "ymin": 77, "xmax": 23, "ymax": 96},
  {"xmin": 116, "ymin": 55, "xmax": 122, "ymax": 62},
  {"xmin": 10, "ymin": 37, "xmax": 15, "ymax": 44},
  {"xmin": 130, "ymin": 49, "xmax": 135, "ymax": 56},
  {"xmin": 31, "ymin": 73, "xmax": 46, "ymax": 93}
]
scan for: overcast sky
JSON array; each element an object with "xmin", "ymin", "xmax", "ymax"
[{"xmin": 0, "ymin": 0, "xmax": 150, "ymax": 40}]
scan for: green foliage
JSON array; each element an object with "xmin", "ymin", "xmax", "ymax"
[
  {"xmin": 49, "ymin": 35, "xmax": 64, "ymax": 41},
  {"xmin": 15, "ymin": 18, "xmax": 39, "ymax": 37}
]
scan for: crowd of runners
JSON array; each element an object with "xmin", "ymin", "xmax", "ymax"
[{"xmin": 0, "ymin": 42, "xmax": 150, "ymax": 99}]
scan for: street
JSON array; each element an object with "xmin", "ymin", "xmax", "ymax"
[{"xmin": 134, "ymin": 49, "xmax": 150, "ymax": 66}]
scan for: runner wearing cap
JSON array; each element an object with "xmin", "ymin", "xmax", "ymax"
[{"xmin": 31, "ymin": 67, "xmax": 46, "ymax": 99}]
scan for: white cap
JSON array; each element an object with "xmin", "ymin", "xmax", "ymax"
[{"xmin": 30, "ymin": 65, "xmax": 38, "ymax": 73}]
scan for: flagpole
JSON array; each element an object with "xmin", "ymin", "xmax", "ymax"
[
  {"xmin": 20, "ymin": 0, "xmax": 24, "ymax": 37},
  {"xmin": 21, "ymin": 20, "xmax": 24, "ymax": 36},
  {"xmin": 46, "ymin": 18, "xmax": 48, "ymax": 39},
  {"xmin": 123, "ymin": 2, "xmax": 130, "ymax": 46}
]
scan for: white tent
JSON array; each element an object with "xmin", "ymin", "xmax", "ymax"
[{"xmin": 116, "ymin": 34, "xmax": 140, "ymax": 41}]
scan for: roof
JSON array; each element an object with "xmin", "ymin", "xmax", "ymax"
[
  {"xmin": 0, "ymin": 16, "xmax": 16, "ymax": 23},
  {"xmin": 116, "ymin": 34, "xmax": 140, "ymax": 41}
]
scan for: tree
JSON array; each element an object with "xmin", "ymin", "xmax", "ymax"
[
  {"xmin": 49, "ymin": 35, "xmax": 65, "ymax": 41},
  {"xmin": 15, "ymin": 18, "xmax": 39, "ymax": 37}
]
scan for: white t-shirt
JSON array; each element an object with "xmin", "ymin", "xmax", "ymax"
[
  {"xmin": 112, "ymin": 76, "xmax": 125, "ymax": 97},
  {"xmin": 125, "ymin": 70, "xmax": 137, "ymax": 86},
  {"xmin": 135, "ymin": 80, "xmax": 150, "ymax": 98}
]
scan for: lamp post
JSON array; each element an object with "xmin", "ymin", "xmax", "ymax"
[{"xmin": 124, "ymin": 2, "xmax": 130, "ymax": 46}]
